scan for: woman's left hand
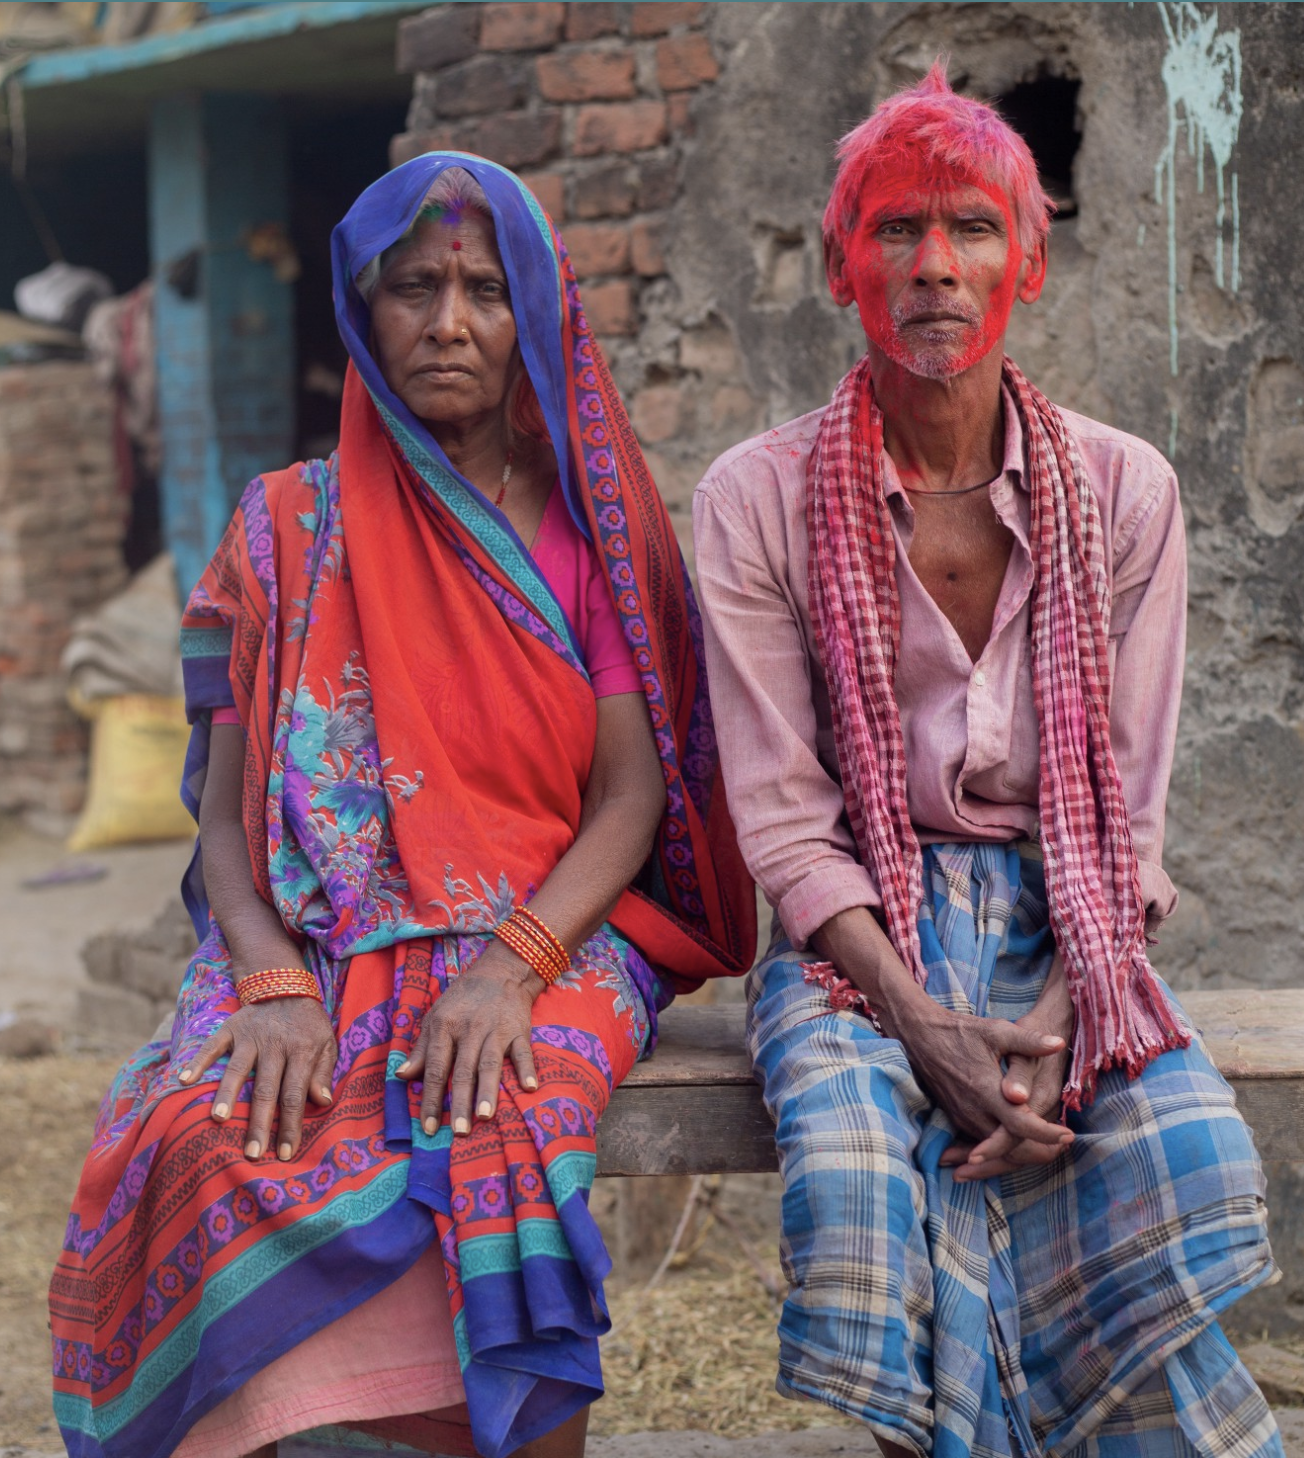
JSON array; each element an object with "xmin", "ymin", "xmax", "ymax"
[{"xmin": 396, "ymin": 944, "xmax": 542, "ymax": 1136}]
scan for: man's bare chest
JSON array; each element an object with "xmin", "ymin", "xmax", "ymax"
[{"xmin": 904, "ymin": 494, "xmax": 1016, "ymax": 663}]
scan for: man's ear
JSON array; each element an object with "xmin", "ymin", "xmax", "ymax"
[
  {"xmin": 1017, "ymin": 236, "xmax": 1047, "ymax": 305},
  {"xmin": 824, "ymin": 232, "xmax": 856, "ymax": 308}
]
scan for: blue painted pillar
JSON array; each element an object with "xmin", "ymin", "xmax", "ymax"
[{"xmin": 149, "ymin": 93, "xmax": 294, "ymax": 596}]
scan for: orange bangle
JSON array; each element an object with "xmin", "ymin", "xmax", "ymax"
[
  {"xmin": 236, "ymin": 968, "xmax": 322, "ymax": 1005},
  {"xmin": 494, "ymin": 909, "xmax": 569, "ymax": 985}
]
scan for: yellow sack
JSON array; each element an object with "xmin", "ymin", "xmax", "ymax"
[{"xmin": 67, "ymin": 694, "xmax": 194, "ymax": 851}]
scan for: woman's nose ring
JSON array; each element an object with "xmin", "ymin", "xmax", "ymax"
[{"xmin": 458, "ymin": 327, "xmax": 470, "ymax": 341}]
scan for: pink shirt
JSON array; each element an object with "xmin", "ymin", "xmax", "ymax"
[
  {"xmin": 693, "ymin": 389, "xmax": 1187, "ymax": 949},
  {"xmin": 214, "ymin": 483, "xmax": 639, "ymax": 727}
]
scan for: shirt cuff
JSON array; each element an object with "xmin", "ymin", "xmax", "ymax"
[
  {"xmin": 1138, "ymin": 858, "xmax": 1179, "ymax": 928},
  {"xmin": 777, "ymin": 860, "xmax": 881, "ymax": 951}
]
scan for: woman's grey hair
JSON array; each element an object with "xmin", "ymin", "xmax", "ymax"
[{"xmin": 354, "ymin": 167, "xmax": 493, "ymax": 302}]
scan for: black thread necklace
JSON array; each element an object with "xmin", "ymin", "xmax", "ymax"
[{"xmin": 902, "ymin": 470, "xmax": 1002, "ymax": 499}]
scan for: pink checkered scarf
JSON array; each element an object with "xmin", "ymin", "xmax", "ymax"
[{"xmin": 806, "ymin": 355, "xmax": 1188, "ymax": 1109}]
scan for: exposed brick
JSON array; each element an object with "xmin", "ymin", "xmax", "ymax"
[
  {"xmin": 573, "ymin": 100, "xmax": 667, "ymax": 157},
  {"xmin": 391, "ymin": 127, "xmax": 458, "ymax": 168},
  {"xmin": 573, "ymin": 160, "xmax": 637, "ymax": 219},
  {"xmin": 521, "ymin": 169, "xmax": 566, "ymax": 220},
  {"xmin": 426, "ymin": 53, "xmax": 530, "ymax": 117},
  {"xmin": 480, "ymin": 2, "xmax": 565, "ymax": 51},
  {"xmin": 636, "ymin": 154, "xmax": 678, "ymax": 210},
  {"xmin": 630, "ymin": 2, "xmax": 704, "ymax": 37},
  {"xmin": 711, "ymin": 384, "xmax": 759, "ymax": 430},
  {"xmin": 396, "ymin": 6, "xmax": 480, "ymax": 74},
  {"xmin": 471, "ymin": 108, "xmax": 563, "ymax": 167},
  {"xmin": 537, "ymin": 44, "xmax": 636, "ymax": 102},
  {"xmin": 630, "ymin": 215, "xmax": 666, "ymax": 275},
  {"xmin": 393, "ymin": 109, "xmax": 563, "ymax": 170},
  {"xmin": 583, "ymin": 279, "xmax": 637, "ymax": 335},
  {"xmin": 667, "ymin": 91, "xmax": 694, "ymax": 136},
  {"xmin": 565, "ymin": 2, "xmax": 619, "ymax": 40},
  {"xmin": 564, "ymin": 221, "xmax": 631, "ymax": 276},
  {"xmin": 656, "ymin": 31, "xmax": 718, "ymax": 90},
  {"xmin": 640, "ymin": 447, "xmax": 698, "ymax": 510},
  {"xmin": 631, "ymin": 383, "xmax": 682, "ymax": 443}
]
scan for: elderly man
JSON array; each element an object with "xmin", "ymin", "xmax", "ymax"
[{"xmin": 694, "ymin": 65, "xmax": 1279, "ymax": 1458}]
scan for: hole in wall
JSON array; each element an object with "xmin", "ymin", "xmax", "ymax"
[{"xmin": 995, "ymin": 73, "xmax": 1082, "ymax": 219}]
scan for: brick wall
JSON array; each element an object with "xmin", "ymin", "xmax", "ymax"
[
  {"xmin": 0, "ymin": 363, "xmax": 126, "ymax": 822},
  {"xmin": 391, "ymin": 1, "xmax": 726, "ymax": 560}
]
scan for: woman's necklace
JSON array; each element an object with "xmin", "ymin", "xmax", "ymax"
[{"xmin": 493, "ymin": 450, "xmax": 515, "ymax": 508}]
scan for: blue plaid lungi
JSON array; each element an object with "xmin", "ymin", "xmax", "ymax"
[{"xmin": 749, "ymin": 842, "xmax": 1280, "ymax": 1458}]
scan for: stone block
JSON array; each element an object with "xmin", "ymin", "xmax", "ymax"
[
  {"xmin": 390, "ymin": 128, "xmax": 456, "ymax": 168},
  {"xmin": 520, "ymin": 169, "xmax": 566, "ymax": 221},
  {"xmin": 396, "ymin": 6, "xmax": 480, "ymax": 74},
  {"xmin": 679, "ymin": 321, "xmax": 740, "ymax": 378},
  {"xmin": 479, "ymin": 2, "xmax": 565, "ymax": 51},
  {"xmin": 632, "ymin": 384, "xmax": 683, "ymax": 443},
  {"xmin": 425, "ymin": 54, "xmax": 530, "ymax": 117},
  {"xmin": 573, "ymin": 100, "xmax": 668, "ymax": 157},
  {"xmin": 536, "ymin": 44, "xmax": 636, "ymax": 102},
  {"xmin": 630, "ymin": 2, "xmax": 704, "ymax": 37},
  {"xmin": 1239, "ymin": 1344, "xmax": 1304, "ymax": 1406},
  {"xmin": 563, "ymin": 222, "xmax": 631, "ymax": 277},
  {"xmin": 82, "ymin": 932, "xmax": 124, "ymax": 987},
  {"xmin": 572, "ymin": 161, "xmax": 637, "ymax": 219},
  {"xmin": 630, "ymin": 215, "xmax": 666, "ymax": 276},
  {"xmin": 121, "ymin": 948, "xmax": 189, "ymax": 1005},
  {"xmin": 565, "ymin": 2, "xmax": 619, "ymax": 41},
  {"xmin": 583, "ymin": 279, "xmax": 637, "ymax": 336},
  {"xmin": 0, "ymin": 1016, "xmax": 59, "ymax": 1058},
  {"xmin": 77, "ymin": 983, "xmax": 159, "ymax": 1047},
  {"xmin": 656, "ymin": 31, "xmax": 719, "ymax": 90}
]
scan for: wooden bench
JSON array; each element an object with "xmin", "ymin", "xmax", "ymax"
[{"xmin": 594, "ymin": 989, "xmax": 1304, "ymax": 1175}]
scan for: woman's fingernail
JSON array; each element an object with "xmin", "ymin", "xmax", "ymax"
[
  {"xmin": 320, "ymin": 1088, "xmax": 332, "ymax": 1102},
  {"xmin": 178, "ymin": 1067, "xmax": 192, "ymax": 1082},
  {"xmin": 423, "ymin": 1116, "xmax": 437, "ymax": 1136},
  {"xmin": 245, "ymin": 1140, "xmax": 261, "ymax": 1159},
  {"xmin": 213, "ymin": 1103, "xmax": 229, "ymax": 1120},
  {"xmin": 1010, "ymin": 1082, "xmax": 1028, "ymax": 1098},
  {"xmin": 397, "ymin": 1061, "xmax": 410, "ymax": 1074},
  {"xmin": 524, "ymin": 1077, "xmax": 538, "ymax": 1091},
  {"xmin": 477, "ymin": 1101, "xmax": 492, "ymax": 1119},
  {"xmin": 279, "ymin": 1142, "xmax": 292, "ymax": 1161},
  {"xmin": 454, "ymin": 1116, "xmax": 469, "ymax": 1135},
  {"xmin": 1041, "ymin": 1034, "xmax": 1061, "ymax": 1048}
]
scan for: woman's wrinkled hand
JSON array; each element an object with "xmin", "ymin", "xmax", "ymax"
[
  {"xmin": 395, "ymin": 944, "xmax": 542, "ymax": 1137},
  {"xmin": 177, "ymin": 997, "xmax": 337, "ymax": 1162}
]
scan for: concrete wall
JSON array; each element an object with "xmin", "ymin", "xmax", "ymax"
[{"xmin": 396, "ymin": 0, "xmax": 1304, "ymax": 999}]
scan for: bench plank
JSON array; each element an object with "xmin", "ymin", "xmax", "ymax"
[{"xmin": 596, "ymin": 992, "xmax": 1304, "ymax": 1176}]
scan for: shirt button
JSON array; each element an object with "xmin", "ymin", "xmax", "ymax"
[{"xmin": 973, "ymin": 668, "xmax": 986, "ymax": 686}]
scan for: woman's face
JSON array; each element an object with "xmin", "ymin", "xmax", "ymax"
[{"xmin": 369, "ymin": 208, "xmax": 520, "ymax": 434}]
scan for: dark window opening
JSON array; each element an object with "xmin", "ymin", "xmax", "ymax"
[{"xmin": 996, "ymin": 74, "xmax": 1082, "ymax": 220}]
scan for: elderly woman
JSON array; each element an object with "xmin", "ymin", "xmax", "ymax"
[{"xmin": 51, "ymin": 155, "xmax": 754, "ymax": 1458}]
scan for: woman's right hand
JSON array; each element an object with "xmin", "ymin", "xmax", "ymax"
[
  {"xmin": 396, "ymin": 944, "xmax": 542, "ymax": 1137},
  {"xmin": 179, "ymin": 997, "xmax": 337, "ymax": 1162}
]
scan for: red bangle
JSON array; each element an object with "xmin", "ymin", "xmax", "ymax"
[
  {"xmin": 493, "ymin": 908, "xmax": 569, "ymax": 986},
  {"xmin": 236, "ymin": 968, "xmax": 322, "ymax": 1005}
]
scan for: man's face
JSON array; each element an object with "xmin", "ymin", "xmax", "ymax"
[{"xmin": 826, "ymin": 164, "xmax": 1045, "ymax": 381}]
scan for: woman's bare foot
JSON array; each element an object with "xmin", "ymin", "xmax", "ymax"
[{"xmin": 507, "ymin": 1403, "xmax": 589, "ymax": 1458}]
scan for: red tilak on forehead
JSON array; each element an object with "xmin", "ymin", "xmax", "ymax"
[{"xmin": 451, "ymin": 240, "xmax": 462, "ymax": 251}]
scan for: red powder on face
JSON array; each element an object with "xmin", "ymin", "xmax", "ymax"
[
  {"xmin": 838, "ymin": 164, "xmax": 1025, "ymax": 381},
  {"xmin": 450, "ymin": 239, "xmax": 462, "ymax": 251}
]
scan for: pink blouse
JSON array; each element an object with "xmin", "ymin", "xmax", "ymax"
[{"xmin": 213, "ymin": 481, "xmax": 639, "ymax": 729}]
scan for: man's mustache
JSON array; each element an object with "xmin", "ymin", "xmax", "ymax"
[{"xmin": 891, "ymin": 296, "xmax": 984, "ymax": 329}]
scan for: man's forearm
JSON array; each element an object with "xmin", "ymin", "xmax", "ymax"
[{"xmin": 810, "ymin": 905, "xmax": 945, "ymax": 1042}]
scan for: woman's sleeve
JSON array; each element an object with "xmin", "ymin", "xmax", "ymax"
[{"xmin": 582, "ymin": 540, "xmax": 643, "ymax": 699}]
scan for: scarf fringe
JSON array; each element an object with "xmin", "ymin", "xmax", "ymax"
[{"xmin": 1064, "ymin": 948, "xmax": 1191, "ymax": 1111}]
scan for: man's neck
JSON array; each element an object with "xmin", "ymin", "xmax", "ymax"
[{"xmin": 868, "ymin": 342, "xmax": 1006, "ymax": 493}]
